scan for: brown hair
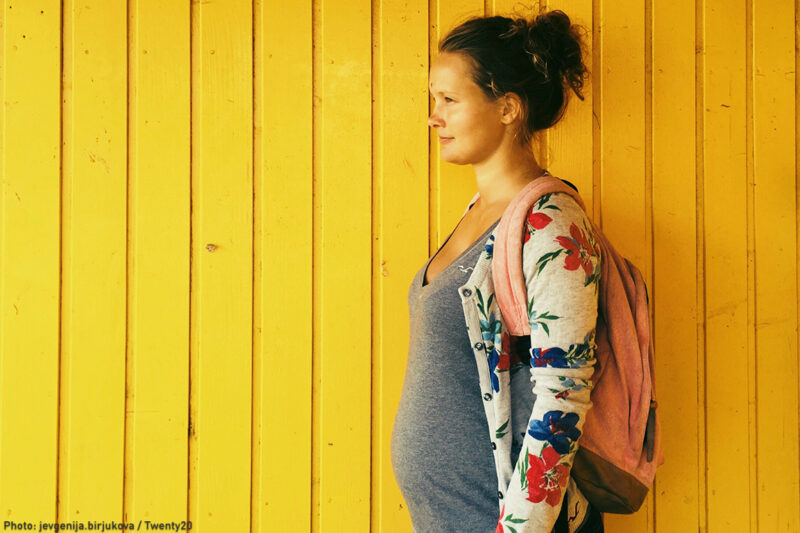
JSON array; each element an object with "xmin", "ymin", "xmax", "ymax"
[{"xmin": 439, "ymin": 9, "xmax": 588, "ymax": 147}]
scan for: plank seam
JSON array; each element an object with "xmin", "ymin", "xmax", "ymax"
[
  {"xmin": 745, "ymin": 0, "xmax": 758, "ymax": 529},
  {"xmin": 56, "ymin": 0, "xmax": 66, "ymax": 523},
  {"xmin": 310, "ymin": 0, "xmax": 320, "ymax": 528},
  {"xmin": 644, "ymin": 0, "xmax": 655, "ymax": 528},
  {"xmin": 796, "ymin": 0, "xmax": 800, "ymax": 522},
  {"xmin": 591, "ymin": 0, "xmax": 602, "ymax": 228},
  {"xmin": 369, "ymin": 2, "xmax": 376, "ymax": 531},
  {"xmin": 694, "ymin": 0, "xmax": 708, "ymax": 529},
  {"xmin": 187, "ymin": 0, "xmax": 197, "ymax": 526},
  {"xmin": 123, "ymin": 0, "xmax": 133, "ymax": 522},
  {"xmin": 249, "ymin": 2, "xmax": 257, "ymax": 532}
]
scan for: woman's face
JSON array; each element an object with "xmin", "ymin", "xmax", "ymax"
[{"xmin": 428, "ymin": 52, "xmax": 508, "ymax": 165}]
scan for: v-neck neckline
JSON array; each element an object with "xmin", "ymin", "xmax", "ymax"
[
  {"xmin": 421, "ymin": 216, "xmax": 498, "ymax": 289},
  {"xmin": 420, "ymin": 169, "xmax": 551, "ymax": 289}
]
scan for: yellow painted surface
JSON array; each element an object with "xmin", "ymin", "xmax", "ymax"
[
  {"xmin": 189, "ymin": 1, "xmax": 253, "ymax": 532},
  {"xmin": 0, "ymin": 1, "xmax": 797, "ymax": 532},
  {"xmin": 0, "ymin": 0, "xmax": 61, "ymax": 523},
  {"xmin": 254, "ymin": 0, "xmax": 313, "ymax": 530},
  {"xmin": 125, "ymin": 0, "xmax": 190, "ymax": 524},
  {"xmin": 312, "ymin": 1, "xmax": 372, "ymax": 531},
  {"xmin": 703, "ymin": 0, "xmax": 753, "ymax": 530},
  {"xmin": 59, "ymin": 0, "xmax": 128, "ymax": 521}
]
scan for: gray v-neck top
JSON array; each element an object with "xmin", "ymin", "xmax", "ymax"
[{"xmin": 391, "ymin": 219, "xmax": 501, "ymax": 533}]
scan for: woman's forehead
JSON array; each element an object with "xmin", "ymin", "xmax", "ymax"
[{"xmin": 429, "ymin": 52, "xmax": 475, "ymax": 92}]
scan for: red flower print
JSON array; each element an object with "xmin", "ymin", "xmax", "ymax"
[
  {"xmin": 523, "ymin": 211, "xmax": 553, "ymax": 243},
  {"xmin": 555, "ymin": 223, "xmax": 600, "ymax": 279},
  {"xmin": 497, "ymin": 332, "xmax": 511, "ymax": 371},
  {"xmin": 525, "ymin": 446, "xmax": 569, "ymax": 506},
  {"xmin": 495, "ymin": 506, "xmax": 505, "ymax": 533}
]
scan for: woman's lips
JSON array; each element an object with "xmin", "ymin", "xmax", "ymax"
[{"xmin": 438, "ymin": 136, "xmax": 454, "ymax": 144}]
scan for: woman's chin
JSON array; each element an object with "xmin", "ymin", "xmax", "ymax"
[{"xmin": 438, "ymin": 149, "xmax": 468, "ymax": 165}]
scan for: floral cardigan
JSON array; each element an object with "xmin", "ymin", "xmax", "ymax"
[{"xmin": 458, "ymin": 191, "xmax": 601, "ymax": 533}]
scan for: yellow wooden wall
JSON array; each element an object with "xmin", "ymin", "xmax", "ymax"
[{"xmin": 0, "ymin": 1, "xmax": 797, "ymax": 532}]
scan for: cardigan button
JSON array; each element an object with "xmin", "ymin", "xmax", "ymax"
[
  {"xmin": 474, "ymin": 342, "xmax": 484, "ymax": 350},
  {"xmin": 491, "ymin": 441, "xmax": 496, "ymax": 450},
  {"xmin": 461, "ymin": 288, "xmax": 472, "ymax": 297},
  {"xmin": 498, "ymin": 491, "xmax": 504, "ymax": 499},
  {"xmin": 483, "ymin": 393, "xmax": 492, "ymax": 401}
]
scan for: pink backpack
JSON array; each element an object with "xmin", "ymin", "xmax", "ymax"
[{"xmin": 492, "ymin": 175, "xmax": 664, "ymax": 513}]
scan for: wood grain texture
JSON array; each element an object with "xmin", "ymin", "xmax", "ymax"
[
  {"xmin": 702, "ymin": 0, "xmax": 753, "ymax": 529},
  {"xmin": 253, "ymin": 0, "xmax": 313, "ymax": 531},
  {"xmin": 59, "ymin": 0, "xmax": 128, "ymax": 521},
  {"xmin": 124, "ymin": 0, "xmax": 190, "ymax": 524},
  {"xmin": 188, "ymin": 1, "xmax": 253, "ymax": 531},
  {"xmin": 752, "ymin": 0, "xmax": 799, "ymax": 530},
  {"xmin": 312, "ymin": 0, "xmax": 372, "ymax": 530},
  {"xmin": 0, "ymin": 0, "xmax": 61, "ymax": 522}
]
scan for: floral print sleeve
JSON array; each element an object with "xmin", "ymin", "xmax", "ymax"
[{"xmin": 496, "ymin": 192, "xmax": 601, "ymax": 532}]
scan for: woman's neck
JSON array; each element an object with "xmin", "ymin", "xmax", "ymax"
[{"xmin": 472, "ymin": 146, "xmax": 546, "ymax": 209}]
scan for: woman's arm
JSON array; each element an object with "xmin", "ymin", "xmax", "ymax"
[{"xmin": 496, "ymin": 192, "xmax": 601, "ymax": 533}]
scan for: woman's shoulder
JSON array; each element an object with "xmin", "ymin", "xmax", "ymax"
[
  {"xmin": 521, "ymin": 189, "xmax": 594, "ymax": 242},
  {"xmin": 520, "ymin": 189, "xmax": 602, "ymax": 284}
]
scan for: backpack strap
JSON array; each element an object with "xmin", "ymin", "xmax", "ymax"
[{"xmin": 492, "ymin": 176, "xmax": 587, "ymax": 336}]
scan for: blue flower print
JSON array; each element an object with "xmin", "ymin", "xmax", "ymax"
[
  {"xmin": 485, "ymin": 234, "xmax": 495, "ymax": 258},
  {"xmin": 559, "ymin": 377, "xmax": 588, "ymax": 391},
  {"xmin": 528, "ymin": 410, "xmax": 582, "ymax": 454},
  {"xmin": 488, "ymin": 347, "xmax": 500, "ymax": 392},
  {"xmin": 531, "ymin": 346, "xmax": 568, "ymax": 368},
  {"xmin": 531, "ymin": 342, "xmax": 593, "ymax": 368},
  {"xmin": 480, "ymin": 313, "xmax": 502, "ymax": 343}
]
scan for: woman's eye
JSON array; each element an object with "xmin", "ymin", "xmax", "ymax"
[{"xmin": 444, "ymin": 97, "xmax": 454, "ymax": 103}]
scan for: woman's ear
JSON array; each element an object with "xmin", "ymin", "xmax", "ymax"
[{"xmin": 499, "ymin": 93, "xmax": 523, "ymax": 125}]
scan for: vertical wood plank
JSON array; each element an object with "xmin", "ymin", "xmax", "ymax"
[
  {"xmin": 0, "ymin": 0, "xmax": 61, "ymax": 522},
  {"xmin": 429, "ymin": 0, "xmax": 483, "ymax": 253},
  {"xmin": 797, "ymin": 0, "xmax": 800, "ymax": 525},
  {"xmin": 597, "ymin": 0, "xmax": 652, "ymax": 530},
  {"xmin": 371, "ymin": 0, "xmax": 429, "ymax": 531},
  {"xmin": 253, "ymin": 0, "xmax": 313, "ymax": 530},
  {"xmin": 124, "ymin": 0, "xmax": 190, "ymax": 523},
  {"xmin": 312, "ymin": 0, "xmax": 372, "ymax": 530},
  {"xmin": 651, "ymin": 0, "xmax": 700, "ymax": 531},
  {"xmin": 59, "ymin": 0, "xmax": 127, "ymax": 521},
  {"xmin": 188, "ymin": 1, "xmax": 253, "ymax": 531},
  {"xmin": 702, "ymin": 0, "xmax": 752, "ymax": 529},
  {"xmin": 752, "ymin": 0, "xmax": 800, "ymax": 529}
]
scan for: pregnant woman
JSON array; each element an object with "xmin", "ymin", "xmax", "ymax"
[{"xmin": 391, "ymin": 9, "xmax": 604, "ymax": 533}]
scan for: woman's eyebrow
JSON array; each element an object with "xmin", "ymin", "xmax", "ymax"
[{"xmin": 428, "ymin": 86, "xmax": 457, "ymax": 95}]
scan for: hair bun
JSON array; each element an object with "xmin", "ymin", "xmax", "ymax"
[{"xmin": 523, "ymin": 10, "xmax": 587, "ymax": 99}]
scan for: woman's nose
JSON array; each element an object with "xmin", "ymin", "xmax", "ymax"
[{"xmin": 427, "ymin": 113, "xmax": 442, "ymax": 128}]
